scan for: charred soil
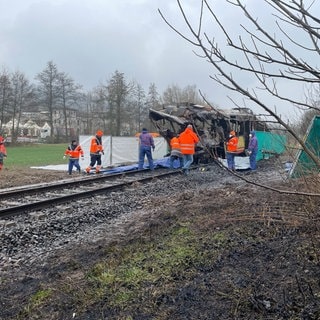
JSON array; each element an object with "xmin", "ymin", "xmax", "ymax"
[{"xmin": 1, "ymin": 162, "xmax": 320, "ymax": 320}]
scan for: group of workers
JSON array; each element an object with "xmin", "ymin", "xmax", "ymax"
[
  {"xmin": 139, "ymin": 125, "xmax": 258, "ymax": 175},
  {"xmin": 225, "ymin": 130, "xmax": 258, "ymax": 171},
  {"xmin": 63, "ymin": 126, "xmax": 258, "ymax": 175},
  {"xmin": 63, "ymin": 130, "xmax": 104, "ymax": 175},
  {"xmin": 0, "ymin": 132, "xmax": 104, "ymax": 175},
  {"xmin": 0, "ymin": 127, "xmax": 257, "ymax": 175},
  {"xmin": 138, "ymin": 124, "xmax": 200, "ymax": 175}
]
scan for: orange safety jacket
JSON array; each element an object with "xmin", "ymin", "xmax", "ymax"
[
  {"xmin": 226, "ymin": 136, "xmax": 239, "ymax": 152},
  {"xmin": 0, "ymin": 143, "xmax": 7, "ymax": 156},
  {"xmin": 89, "ymin": 136, "xmax": 104, "ymax": 155},
  {"xmin": 170, "ymin": 137, "xmax": 181, "ymax": 150},
  {"xmin": 65, "ymin": 145, "xmax": 84, "ymax": 160},
  {"xmin": 179, "ymin": 128, "xmax": 199, "ymax": 155}
]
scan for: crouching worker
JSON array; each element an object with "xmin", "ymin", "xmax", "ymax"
[
  {"xmin": 169, "ymin": 134, "xmax": 183, "ymax": 169},
  {"xmin": 0, "ymin": 136, "xmax": 7, "ymax": 171},
  {"xmin": 64, "ymin": 140, "xmax": 84, "ymax": 175},
  {"xmin": 86, "ymin": 130, "xmax": 104, "ymax": 174}
]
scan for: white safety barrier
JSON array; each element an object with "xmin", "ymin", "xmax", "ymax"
[{"xmin": 79, "ymin": 135, "xmax": 168, "ymax": 167}]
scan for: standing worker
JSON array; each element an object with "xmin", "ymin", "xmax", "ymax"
[
  {"xmin": 138, "ymin": 128, "xmax": 155, "ymax": 170},
  {"xmin": 169, "ymin": 133, "xmax": 183, "ymax": 169},
  {"xmin": 225, "ymin": 130, "xmax": 239, "ymax": 171},
  {"xmin": 247, "ymin": 130, "xmax": 258, "ymax": 171},
  {"xmin": 0, "ymin": 136, "xmax": 7, "ymax": 171},
  {"xmin": 179, "ymin": 124, "xmax": 199, "ymax": 175},
  {"xmin": 63, "ymin": 140, "xmax": 84, "ymax": 175},
  {"xmin": 86, "ymin": 130, "xmax": 104, "ymax": 174}
]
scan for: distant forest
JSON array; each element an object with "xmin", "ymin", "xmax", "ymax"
[{"xmin": 0, "ymin": 61, "xmax": 206, "ymax": 141}]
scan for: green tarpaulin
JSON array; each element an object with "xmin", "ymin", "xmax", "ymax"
[
  {"xmin": 255, "ymin": 131, "xmax": 286, "ymax": 161},
  {"xmin": 290, "ymin": 115, "xmax": 320, "ymax": 178}
]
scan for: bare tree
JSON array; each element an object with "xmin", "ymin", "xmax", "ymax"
[
  {"xmin": 10, "ymin": 71, "xmax": 34, "ymax": 143},
  {"xmin": 0, "ymin": 68, "xmax": 12, "ymax": 134},
  {"xmin": 130, "ymin": 82, "xmax": 146, "ymax": 133},
  {"xmin": 90, "ymin": 85, "xmax": 112, "ymax": 134},
  {"xmin": 57, "ymin": 72, "xmax": 82, "ymax": 138},
  {"xmin": 161, "ymin": 84, "xmax": 204, "ymax": 105},
  {"xmin": 146, "ymin": 83, "xmax": 161, "ymax": 131},
  {"xmin": 106, "ymin": 70, "xmax": 131, "ymax": 136},
  {"xmin": 35, "ymin": 61, "xmax": 60, "ymax": 140},
  {"xmin": 146, "ymin": 82, "xmax": 161, "ymax": 111},
  {"xmin": 158, "ymin": 0, "xmax": 320, "ymax": 168},
  {"xmin": 82, "ymin": 91, "xmax": 96, "ymax": 135},
  {"xmin": 161, "ymin": 84, "xmax": 182, "ymax": 105}
]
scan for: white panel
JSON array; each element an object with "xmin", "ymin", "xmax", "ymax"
[
  {"xmin": 79, "ymin": 135, "xmax": 168, "ymax": 167},
  {"xmin": 153, "ymin": 137, "xmax": 169, "ymax": 159},
  {"xmin": 111, "ymin": 136, "xmax": 139, "ymax": 165}
]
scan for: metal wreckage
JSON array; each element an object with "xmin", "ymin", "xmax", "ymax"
[{"xmin": 149, "ymin": 102, "xmax": 268, "ymax": 164}]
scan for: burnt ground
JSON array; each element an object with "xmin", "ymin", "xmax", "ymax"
[{"xmin": 0, "ymin": 161, "xmax": 320, "ymax": 320}]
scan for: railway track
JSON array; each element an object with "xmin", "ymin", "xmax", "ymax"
[{"xmin": 0, "ymin": 168, "xmax": 182, "ymax": 218}]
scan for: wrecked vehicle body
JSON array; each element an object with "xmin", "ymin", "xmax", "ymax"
[{"xmin": 149, "ymin": 103, "xmax": 268, "ymax": 163}]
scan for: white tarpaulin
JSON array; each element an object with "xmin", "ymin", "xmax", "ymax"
[
  {"xmin": 79, "ymin": 135, "xmax": 168, "ymax": 167},
  {"xmin": 31, "ymin": 135, "xmax": 168, "ymax": 172},
  {"xmin": 219, "ymin": 156, "xmax": 250, "ymax": 170}
]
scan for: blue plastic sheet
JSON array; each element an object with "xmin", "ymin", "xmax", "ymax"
[{"xmin": 98, "ymin": 157, "xmax": 172, "ymax": 175}]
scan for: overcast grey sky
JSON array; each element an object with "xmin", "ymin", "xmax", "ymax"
[
  {"xmin": 1, "ymin": 0, "xmax": 215, "ymax": 93},
  {"xmin": 0, "ymin": 0, "xmax": 318, "ymax": 120}
]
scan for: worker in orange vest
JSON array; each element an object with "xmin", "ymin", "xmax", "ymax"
[
  {"xmin": 63, "ymin": 140, "xmax": 84, "ymax": 175},
  {"xmin": 225, "ymin": 130, "xmax": 239, "ymax": 171},
  {"xmin": 0, "ymin": 136, "xmax": 7, "ymax": 171},
  {"xmin": 169, "ymin": 134, "xmax": 183, "ymax": 169},
  {"xmin": 178, "ymin": 124, "xmax": 199, "ymax": 175},
  {"xmin": 86, "ymin": 130, "xmax": 104, "ymax": 174}
]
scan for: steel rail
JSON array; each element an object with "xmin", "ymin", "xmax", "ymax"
[
  {"xmin": 0, "ymin": 168, "xmax": 164, "ymax": 197},
  {"xmin": 0, "ymin": 170, "xmax": 181, "ymax": 218}
]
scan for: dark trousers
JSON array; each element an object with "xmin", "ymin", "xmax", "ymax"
[
  {"xmin": 226, "ymin": 152, "xmax": 235, "ymax": 170},
  {"xmin": 138, "ymin": 146, "xmax": 154, "ymax": 170},
  {"xmin": 89, "ymin": 154, "xmax": 102, "ymax": 167},
  {"xmin": 68, "ymin": 159, "xmax": 81, "ymax": 174},
  {"xmin": 249, "ymin": 150, "xmax": 257, "ymax": 170}
]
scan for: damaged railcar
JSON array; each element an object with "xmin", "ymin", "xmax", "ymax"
[{"xmin": 149, "ymin": 103, "xmax": 268, "ymax": 163}]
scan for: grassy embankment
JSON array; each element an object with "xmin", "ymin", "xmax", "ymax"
[
  {"xmin": 16, "ymin": 197, "xmax": 319, "ymax": 319},
  {"xmin": 17, "ymin": 209, "xmax": 232, "ymax": 319},
  {"xmin": 4, "ymin": 143, "xmax": 66, "ymax": 168}
]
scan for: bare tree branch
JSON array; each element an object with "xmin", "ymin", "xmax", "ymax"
[{"xmin": 158, "ymin": 0, "xmax": 320, "ymax": 178}]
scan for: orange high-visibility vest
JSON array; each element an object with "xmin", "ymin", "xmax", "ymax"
[
  {"xmin": 89, "ymin": 136, "xmax": 104, "ymax": 155},
  {"xmin": 170, "ymin": 137, "xmax": 181, "ymax": 150},
  {"xmin": 65, "ymin": 145, "xmax": 83, "ymax": 159},
  {"xmin": 179, "ymin": 128, "xmax": 199, "ymax": 155},
  {"xmin": 226, "ymin": 136, "xmax": 239, "ymax": 152},
  {"xmin": 0, "ymin": 143, "xmax": 6, "ymax": 156}
]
